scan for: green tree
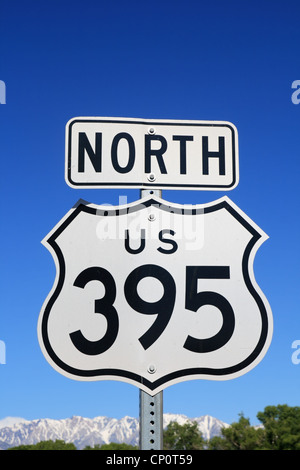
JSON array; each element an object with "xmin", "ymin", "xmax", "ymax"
[
  {"xmin": 83, "ymin": 442, "xmax": 138, "ymax": 450},
  {"xmin": 208, "ymin": 413, "xmax": 264, "ymax": 450},
  {"xmin": 257, "ymin": 404, "xmax": 300, "ymax": 450},
  {"xmin": 209, "ymin": 405, "xmax": 300, "ymax": 450},
  {"xmin": 8, "ymin": 439, "xmax": 77, "ymax": 450},
  {"xmin": 163, "ymin": 421, "xmax": 205, "ymax": 450}
]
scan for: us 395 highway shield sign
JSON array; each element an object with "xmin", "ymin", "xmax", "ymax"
[{"xmin": 38, "ymin": 196, "xmax": 273, "ymax": 395}]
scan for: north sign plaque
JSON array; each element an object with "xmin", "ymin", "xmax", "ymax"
[{"xmin": 65, "ymin": 117, "xmax": 239, "ymax": 190}]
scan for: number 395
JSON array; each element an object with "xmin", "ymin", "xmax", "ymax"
[{"xmin": 69, "ymin": 264, "xmax": 235, "ymax": 356}]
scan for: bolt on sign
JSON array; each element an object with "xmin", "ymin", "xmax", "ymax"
[
  {"xmin": 65, "ymin": 117, "xmax": 239, "ymax": 190},
  {"xmin": 38, "ymin": 195, "xmax": 273, "ymax": 395}
]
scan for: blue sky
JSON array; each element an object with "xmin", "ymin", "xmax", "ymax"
[{"xmin": 0, "ymin": 0, "xmax": 300, "ymax": 427}]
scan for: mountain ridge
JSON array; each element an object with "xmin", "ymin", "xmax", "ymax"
[{"xmin": 0, "ymin": 413, "xmax": 229, "ymax": 450}]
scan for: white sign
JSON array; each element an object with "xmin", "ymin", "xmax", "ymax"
[
  {"xmin": 38, "ymin": 196, "xmax": 272, "ymax": 395},
  {"xmin": 65, "ymin": 117, "xmax": 239, "ymax": 190}
]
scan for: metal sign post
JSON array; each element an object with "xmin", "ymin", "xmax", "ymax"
[
  {"xmin": 139, "ymin": 389, "xmax": 163, "ymax": 450},
  {"xmin": 139, "ymin": 187, "xmax": 163, "ymax": 450}
]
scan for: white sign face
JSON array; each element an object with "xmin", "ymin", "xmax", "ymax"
[
  {"xmin": 65, "ymin": 117, "xmax": 239, "ymax": 190},
  {"xmin": 38, "ymin": 196, "xmax": 272, "ymax": 395}
]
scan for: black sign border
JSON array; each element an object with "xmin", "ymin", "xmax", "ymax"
[{"xmin": 40, "ymin": 197, "xmax": 270, "ymax": 393}]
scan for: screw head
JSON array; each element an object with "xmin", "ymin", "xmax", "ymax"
[
  {"xmin": 148, "ymin": 127, "xmax": 156, "ymax": 135},
  {"xmin": 147, "ymin": 173, "xmax": 156, "ymax": 182},
  {"xmin": 148, "ymin": 364, "xmax": 156, "ymax": 374}
]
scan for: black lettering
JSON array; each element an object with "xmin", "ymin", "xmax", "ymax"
[
  {"xmin": 124, "ymin": 264, "xmax": 176, "ymax": 350},
  {"xmin": 70, "ymin": 267, "xmax": 119, "ymax": 355},
  {"xmin": 145, "ymin": 134, "xmax": 168, "ymax": 174},
  {"xmin": 157, "ymin": 229, "xmax": 178, "ymax": 254},
  {"xmin": 184, "ymin": 266, "xmax": 234, "ymax": 353},
  {"xmin": 125, "ymin": 229, "xmax": 146, "ymax": 254},
  {"xmin": 78, "ymin": 132, "xmax": 102, "ymax": 172},
  {"xmin": 172, "ymin": 135, "xmax": 193, "ymax": 174},
  {"xmin": 202, "ymin": 136, "xmax": 225, "ymax": 175},
  {"xmin": 111, "ymin": 132, "xmax": 135, "ymax": 173}
]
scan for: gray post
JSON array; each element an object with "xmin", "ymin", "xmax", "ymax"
[
  {"xmin": 139, "ymin": 390, "xmax": 163, "ymax": 450},
  {"xmin": 139, "ymin": 187, "xmax": 163, "ymax": 450}
]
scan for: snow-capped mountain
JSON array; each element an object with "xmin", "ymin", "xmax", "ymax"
[
  {"xmin": 0, "ymin": 413, "xmax": 228, "ymax": 450},
  {"xmin": 0, "ymin": 417, "xmax": 29, "ymax": 429}
]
